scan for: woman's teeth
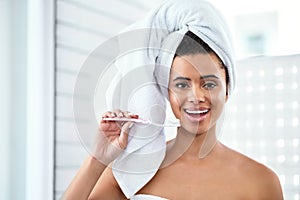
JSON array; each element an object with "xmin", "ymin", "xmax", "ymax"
[{"xmin": 185, "ymin": 109, "xmax": 209, "ymax": 114}]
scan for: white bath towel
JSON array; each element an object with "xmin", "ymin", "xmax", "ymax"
[{"xmin": 106, "ymin": 0, "xmax": 236, "ymax": 198}]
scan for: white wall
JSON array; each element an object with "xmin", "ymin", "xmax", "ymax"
[
  {"xmin": 0, "ymin": 1, "xmax": 12, "ymax": 199},
  {"xmin": 26, "ymin": 0, "xmax": 55, "ymax": 199},
  {"xmin": 0, "ymin": 0, "xmax": 28, "ymax": 199},
  {"xmin": 0, "ymin": 0, "xmax": 55, "ymax": 199}
]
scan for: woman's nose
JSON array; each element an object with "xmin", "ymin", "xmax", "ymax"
[{"xmin": 188, "ymin": 86, "xmax": 206, "ymax": 104}]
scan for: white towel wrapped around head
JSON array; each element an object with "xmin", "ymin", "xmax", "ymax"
[{"xmin": 106, "ymin": 0, "xmax": 236, "ymax": 198}]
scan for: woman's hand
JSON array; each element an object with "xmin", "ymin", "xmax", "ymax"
[{"xmin": 92, "ymin": 110, "xmax": 138, "ymax": 165}]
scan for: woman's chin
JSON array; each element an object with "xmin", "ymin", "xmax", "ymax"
[
  {"xmin": 178, "ymin": 119, "xmax": 211, "ymax": 135},
  {"xmin": 179, "ymin": 124, "xmax": 210, "ymax": 136}
]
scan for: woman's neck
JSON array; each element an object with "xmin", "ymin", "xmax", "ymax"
[
  {"xmin": 177, "ymin": 126, "xmax": 218, "ymax": 159},
  {"xmin": 161, "ymin": 125, "xmax": 218, "ymax": 168}
]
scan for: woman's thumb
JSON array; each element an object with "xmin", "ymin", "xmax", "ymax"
[{"xmin": 118, "ymin": 122, "xmax": 133, "ymax": 149}]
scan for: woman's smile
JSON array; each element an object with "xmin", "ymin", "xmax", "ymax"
[{"xmin": 183, "ymin": 107, "xmax": 210, "ymax": 123}]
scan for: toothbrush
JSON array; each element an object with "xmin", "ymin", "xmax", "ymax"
[{"xmin": 102, "ymin": 117, "xmax": 180, "ymax": 127}]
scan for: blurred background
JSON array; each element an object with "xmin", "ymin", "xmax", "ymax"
[{"xmin": 1, "ymin": 0, "xmax": 299, "ymax": 199}]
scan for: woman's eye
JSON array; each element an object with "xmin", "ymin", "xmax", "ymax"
[
  {"xmin": 203, "ymin": 82, "xmax": 217, "ymax": 89},
  {"xmin": 175, "ymin": 82, "xmax": 189, "ymax": 89}
]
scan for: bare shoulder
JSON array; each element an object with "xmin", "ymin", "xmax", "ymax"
[
  {"xmin": 220, "ymin": 143, "xmax": 284, "ymax": 199},
  {"xmin": 88, "ymin": 165, "xmax": 127, "ymax": 200}
]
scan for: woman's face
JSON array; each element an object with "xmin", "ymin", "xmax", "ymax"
[{"xmin": 168, "ymin": 53, "xmax": 228, "ymax": 134}]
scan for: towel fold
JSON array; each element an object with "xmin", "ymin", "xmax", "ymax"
[{"xmin": 106, "ymin": 0, "xmax": 236, "ymax": 198}]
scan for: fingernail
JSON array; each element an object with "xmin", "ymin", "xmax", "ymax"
[{"xmin": 131, "ymin": 114, "xmax": 139, "ymax": 119}]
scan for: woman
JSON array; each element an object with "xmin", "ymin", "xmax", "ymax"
[{"xmin": 63, "ymin": 1, "xmax": 283, "ymax": 199}]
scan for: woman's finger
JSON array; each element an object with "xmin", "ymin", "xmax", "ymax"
[
  {"xmin": 102, "ymin": 111, "xmax": 116, "ymax": 118},
  {"xmin": 118, "ymin": 121, "xmax": 134, "ymax": 149}
]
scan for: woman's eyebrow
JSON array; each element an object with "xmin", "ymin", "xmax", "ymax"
[
  {"xmin": 173, "ymin": 75, "xmax": 219, "ymax": 81},
  {"xmin": 172, "ymin": 77, "xmax": 191, "ymax": 81},
  {"xmin": 200, "ymin": 74, "xmax": 220, "ymax": 79}
]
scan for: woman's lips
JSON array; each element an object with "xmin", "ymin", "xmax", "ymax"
[{"xmin": 183, "ymin": 108, "xmax": 210, "ymax": 123}]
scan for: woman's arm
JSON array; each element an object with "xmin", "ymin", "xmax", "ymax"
[
  {"xmin": 88, "ymin": 165, "xmax": 127, "ymax": 200},
  {"xmin": 62, "ymin": 110, "xmax": 136, "ymax": 200},
  {"xmin": 61, "ymin": 156, "xmax": 106, "ymax": 200}
]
